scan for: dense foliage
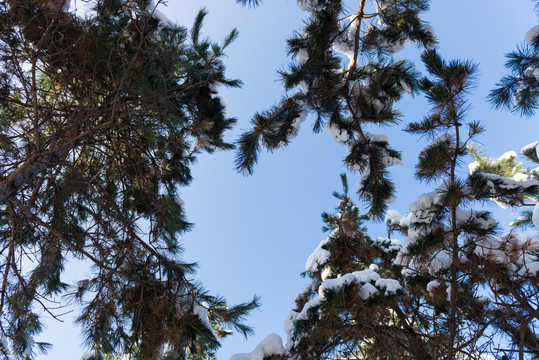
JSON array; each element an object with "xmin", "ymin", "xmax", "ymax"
[
  {"xmin": 490, "ymin": 0, "xmax": 539, "ymax": 116},
  {"xmin": 235, "ymin": 0, "xmax": 435, "ymax": 219},
  {"xmin": 232, "ymin": 49, "xmax": 539, "ymax": 360},
  {"xmin": 2, "ymin": 0, "xmax": 539, "ymax": 359},
  {"xmin": 231, "ymin": 1, "xmax": 539, "ymax": 360},
  {"xmin": 269, "ymin": 50, "xmax": 539, "ymax": 360},
  {"xmin": 0, "ymin": 1, "xmax": 258, "ymax": 359}
]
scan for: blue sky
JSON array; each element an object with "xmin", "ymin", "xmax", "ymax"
[{"xmin": 39, "ymin": 1, "xmax": 539, "ymax": 359}]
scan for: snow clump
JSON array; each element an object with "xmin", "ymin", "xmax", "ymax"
[
  {"xmin": 230, "ymin": 334, "xmax": 285, "ymax": 360},
  {"xmin": 525, "ymin": 25, "xmax": 539, "ymax": 45}
]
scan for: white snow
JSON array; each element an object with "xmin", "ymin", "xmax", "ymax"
[
  {"xmin": 498, "ymin": 151, "xmax": 517, "ymax": 161},
  {"xmin": 297, "ymin": 0, "xmax": 310, "ymax": 11},
  {"xmin": 427, "ymin": 251, "xmax": 453, "ymax": 274},
  {"xmin": 193, "ymin": 302, "xmax": 214, "ymax": 333},
  {"xmin": 385, "ymin": 210, "xmax": 403, "ymax": 226},
  {"xmin": 81, "ymin": 350, "xmax": 98, "ymax": 360},
  {"xmin": 474, "ymin": 233, "xmax": 539, "ymax": 274},
  {"xmin": 284, "ymin": 311, "xmax": 297, "ymax": 335},
  {"xmin": 299, "ymin": 81, "xmax": 309, "ymax": 94},
  {"xmin": 230, "ymin": 334, "xmax": 285, "ymax": 360},
  {"xmin": 210, "ymin": 84, "xmax": 228, "ymax": 117},
  {"xmin": 318, "ymin": 267, "xmax": 381, "ymax": 299},
  {"xmin": 327, "ymin": 123, "xmax": 351, "ymax": 144},
  {"xmin": 386, "ymin": 41, "xmax": 404, "ymax": 53},
  {"xmin": 533, "ymin": 202, "xmax": 539, "ymax": 230},
  {"xmin": 351, "ymin": 267, "xmax": 381, "ymax": 283},
  {"xmin": 426, "ymin": 280, "xmax": 440, "ymax": 296},
  {"xmin": 296, "ymin": 298, "xmax": 321, "ymax": 321},
  {"xmin": 481, "ymin": 173, "xmax": 539, "ymax": 191},
  {"xmin": 305, "ymin": 237, "xmax": 331, "ymax": 272},
  {"xmin": 321, "ymin": 267, "xmax": 331, "ymax": 280},
  {"xmin": 375, "ymin": 278, "xmax": 402, "ymax": 295},
  {"xmin": 152, "ymin": 9, "xmax": 174, "ymax": 31},
  {"xmin": 21, "ymin": 61, "xmax": 33, "ymax": 73},
  {"xmin": 525, "ymin": 25, "xmax": 539, "ymax": 45},
  {"xmin": 358, "ymin": 283, "xmax": 379, "ymax": 300},
  {"xmin": 333, "ymin": 37, "xmax": 355, "ymax": 66},
  {"xmin": 366, "ymin": 132, "xmax": 389, "ymax": 143},
  {"xmin": 372, "ymin": 237, "xmax": 401, "ymax": 253},
  {"xmin": 400, "ymin": 79, "xmax": 413, "ymax": 94},
  {"xmin": 423, "ymin": 25, "xmax": 436, "ymax": 49},
  {"xmin": 375, "ymin": 0, "xmax": 392, "ymax": 12},
  {"xmin": 521, "ymin": 141, "xmax": 539, "ymax": 159},
  {"xmin": 319, "ymin": 273, "xmax": 355, "ymax": 296},
  {"xmin": 517, "ymin": 261, "xmax": 539, "ymax": 276},
  {"xmin": 431, "ymin": 133, "xmax": 451, "ymax": 146},
  {"xmin": 474, "ymin": 236, "xmax": 510, "ymax": 265},
  {"xmin": 513, "ymin": 172, "xmax": 528, "ymax": 182},
  {"xmin": 372, "ymin": 98, "xmax": 384, "ymax": 111},
  {"xmin": 297, "ymin": 49, "xmax": 309, "ymax": 66},
  {"xmin": 468, "ymin": 161, "xmax": 480, "ymax": 174},
  {"xmin": 455, "ymin": 207, "xmax": 496, "ymax": 230},
  {"xmin": 291, "ymin": 107, "xmax": 308, "ymax": 136},
  {"xmin": 406, "ymin": 190, "xmax": 441, "ymax": 225},
  {"xmin": 297, "ymin": 0, "xmax": 326, "ymax": 12},
  {"xmin": 362, "ymin": 133, "xmax": 402, "ymax": 167},
  {"xmin": 294, "ymin": 284, "xmax": 313, "ymax": 303}
]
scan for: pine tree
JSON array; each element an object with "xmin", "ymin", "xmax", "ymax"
[
  {"xmin": 283, "ymin": 174, "xmax": 420, "ymax": 360},
  {"xmin": 489, "ymin": 0, "xmax": 539, "ymax": 116},
  {"xmin": 468, "ymin": 145, "xmax": 537, "ymax": 227},
  {"xmin": 390, "ymin": 50, "xmax": 539, "ymax": 360},
  {"xmin": 0, "ymin": 1, "xmax": 258, "ymax": 359},
  {"xmin": 231, "ymin": 50, "xmax": 539, "ymax": 360},
  {"xmin": 278, "ymin": 50, "xmax": 500, "ymax": 360},
  {"xmin": 235, "ymin": 0, "xmax": 435, "ymax": 219},
  {"xmin": 466, "ymin": 145, "xmax": 539, "ymax": 359},
  {"xmin": 390, "ymin": 50, "xmax": 500, "ymax": 360}
]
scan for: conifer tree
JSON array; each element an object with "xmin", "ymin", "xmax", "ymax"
[
  {"xmin": 235, "ymin": 0, "xmax": 435, "ymax": 219},
  {"xmin": 467, "ymin": 145, "xmax": 539, "ymax": 359},
  {"xmin": 490, "ymin": 0, "xmax": 539, "ymax": 116},
  {"xmin": 279, "ymin": 50, "xmax": 501, "ymax": 360},
  {"xmin": 232, "ymin": 50, "xmax": 539, "ymax": 360},
  {"xmin": 389, "ymin": 50, "xmax": 539, "ymax": 360},
  {"xmin": 0, "ymin": 1, "xmax": 258, "ymax": 359},
  {"xmin": 468, "ymin": 145, "xmax": 537, "ymax": 228},
  {"xmin": 282, "ymin": 174, "xmax": 417, "ymax": 360}
]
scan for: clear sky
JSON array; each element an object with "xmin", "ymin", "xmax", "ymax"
[{"xmin": 38, "ymin": 1, "xmax": 539, "ymax": 359}]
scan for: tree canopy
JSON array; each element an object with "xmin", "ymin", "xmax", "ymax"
[
  {"xmin": 1, "ymin": 0, "xmax": 539, "ymax": 360},
  {"xmin": 0, "ymin": 1, "xmax": 258, "ymax": 358}
]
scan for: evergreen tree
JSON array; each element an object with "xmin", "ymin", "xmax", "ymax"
[
  {"xmin": 468, "ymin": 145, "xmax": 537, "ymax": 228},
  {"xmin": 280, "ymin": 50, "xmax": 500, "ymax": 360},
  {"xmin": 467, "ymin": 145, "xmax": 539, "ymax": 359},
  {"xmin": 489, "ymin": 0, "xmax": 539, "ymax": 116},
  {"xmin": 389, "ymin": 50, "xmax": 539, "ymax": 360},
  {"xmin": 235, "ymin": 0, "xmax": 435, "ymax": 219},
  {"xmin": 0, "ymin": 1, "xmax": 258, "ymax": 359},
  {"xmin": 283, "ymin": 174, "xmax": 418, "ymax": 360},
  {"xmin": 232, "ymin": 50, "xmax": 539, "ymax": 360}
]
